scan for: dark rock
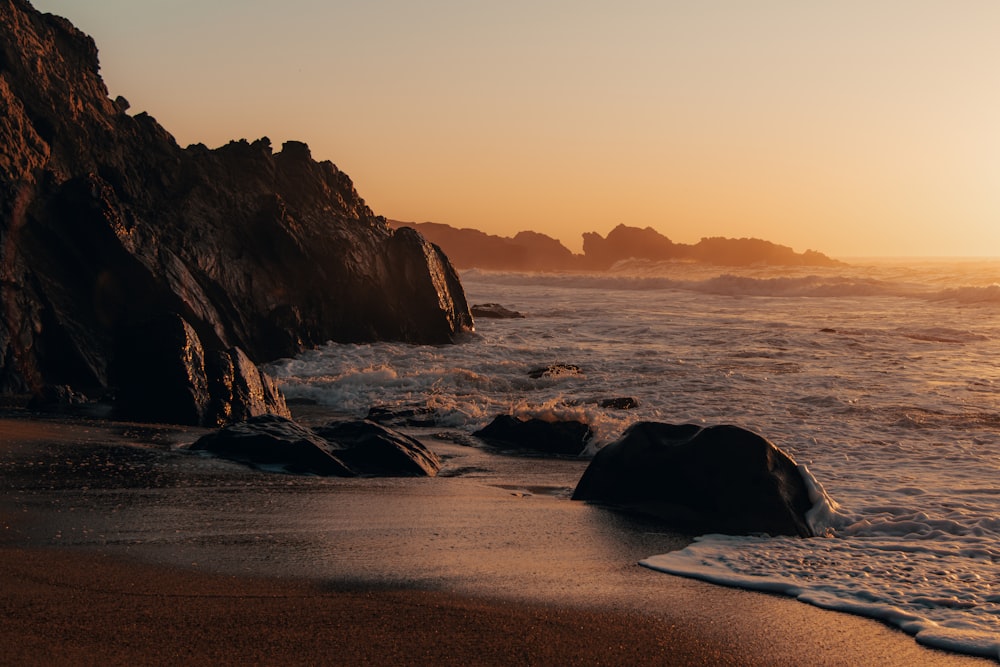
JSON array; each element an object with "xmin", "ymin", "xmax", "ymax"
[
  {"xmin": 365, "ymin": 405, "xmax": 438, "ymax": 428},
  {"xmin": 0, "ymin": 2, "xmax": 473, "ymax": 405},
  {"xmin": 113, "ymin": 312, "xmax": 289, "ymax": 426},
  {"xmin": 582, "ymin": 224, "xmax": 843, "ymax": 270},
  {"xmin": 471, "ymin": 303, "xmax": 525, "ymax": 319},
  {"xmin": 582, "ymin": 224, "xmax": 680, "ymax": 269},
  {"xmin": 313, "ymin": 420, "xmax": 440, "ymax": 476},
  {"xmin": 473, "ymin": 415, "xmax": 592, "ymax": 457},
  {"xmin": 191, "ymin": 414, "xmax": 440, "ymax": 477},
  {"xmin": 205, "ymin": 347, "xmax": 291, "ymax": 426},
  {"xmin": 572, "ymin": 422, "xmax": 815, "ymax": 537},
  {"xmin": 385, "ymin": 227, "xmax": 473, "ymax": 343},
  {"xmin": 113, "ymin": 313, "xmax": 211, "ymax": 426},
  {"xmin": 190, "ymin": 414, "xmax": 353, "ymax": 476},
  {"xmin": 599, "ymin": 396, "xmax": 640, "ymax": 410},
  {"xmin": 26, "ymin": 384, "xmax": 88, "ymax": 411},
  {"xmin": 390, "ymin": 221, "xmax": 577, "ymax": 271},
  {"xmin": 528, "ymin": 364, "xmax": 582, "ymax": 379},
  {"xmin": 394, "ymin": 220, "xmax": 843, "ymax": 272}
]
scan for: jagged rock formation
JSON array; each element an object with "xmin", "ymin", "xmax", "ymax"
[
  {"xmin": 0, "ymin": 0, "xmax": 473, "ymax": 403},
  {"xmin": 581, "ymin": 224, "xmax": 679, "ymax": 269},
  {"xmin": 395, "ymin": 221, "xmax": 843, "ymax": 272},
  {"xmin": 388, "ymin": 221, "xmax": 578, "ymax": 271},
  {"xmin": 583, "ymin": 225, "xmax": 843, "ymax": 269}
]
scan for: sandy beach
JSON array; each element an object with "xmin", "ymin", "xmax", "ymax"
[{"xmin": 0, "ymin": 413, "xmax": 989, "ymax": 666}]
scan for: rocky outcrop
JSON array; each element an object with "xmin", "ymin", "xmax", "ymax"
[
  {"xmin": 0, "ymin": 0, "xmax": 473, "ymax": 405},
  {"xmin": 190, "ymin": 414, "xmax": 441, "ymax": 477},
  {"xmin": 112, "ymin": 312, "xmax": 289, "ymax": 426},
  {"xmin": 392, "ymin": 221, "xmax": 842, "ymax": 272},
  {"xmin": 581, "ymin": 225, "xmax": 679, "ymax": 269},
  {"xmin": 389, "ymin": 221, "xmax": 577, "ymax": 271},
  {"xmin": 582, "ymin": 224, "xmax": 843, "ymax": 270},
  {"xmin": 473, "ymin": 415, "xmax": 593, "ymax": 457},
  {"xmin": 572, "ymin": 422, "xmax": 815, "ymax": 537}
]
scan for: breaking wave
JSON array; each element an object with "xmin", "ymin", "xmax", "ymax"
[{"xmin": 463, "ymin": 263, "xmax": 1000, "ymax": 304}]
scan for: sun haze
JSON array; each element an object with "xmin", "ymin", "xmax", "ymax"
[{"xmin": 32, "ymin": 0, "xmax": 1000, "ymax": 258}]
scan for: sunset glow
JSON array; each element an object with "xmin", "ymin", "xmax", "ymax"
[{"xmin": 33, "ymin": 0, "xmax": 1000, "ymax": 258}]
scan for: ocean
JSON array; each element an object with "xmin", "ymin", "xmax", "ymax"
[{"xmin": 269, "ymin": 257, "xmax": 1000, "ymax": 660}]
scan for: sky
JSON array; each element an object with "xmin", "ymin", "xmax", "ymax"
[{"xmin": 32, "ymin": 1, "xmax": 1000, "ymax": 258}]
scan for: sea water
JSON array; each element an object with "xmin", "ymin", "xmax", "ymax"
[{"xmin": 268, "ymin": 258, "xmax": 1000, "ymax": 660}]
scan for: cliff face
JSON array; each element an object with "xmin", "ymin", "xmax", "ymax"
[{"xmin": 0, "ymin": 0, "xmax": 473, "ymax": 395}]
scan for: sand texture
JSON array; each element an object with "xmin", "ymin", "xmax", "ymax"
[{"xmin": 0, "ymin": 414, "xmax": 988, "ymax": 666}]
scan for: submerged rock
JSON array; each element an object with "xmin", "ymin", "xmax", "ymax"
[
  {"xmin": 365, "ymin": 405, "xmax": 438, "ymax": 428},
  {"xmin": 599, "ymin": 396, "xmax": 640, "ymax": 410},
  {"xmin": 527, "ymin": 364, "xmax": 582, "ymax": 379},
  {"xmin": 471, "ymin": 303, "xmax": 525, "ymax": 319},
  {"xmin": 191, "ymin": 414, "xmax": 440, "ymax": 477},
  {"xmin": 473, "ymin": 415, "xmax": 592, "ymax": 457},
  {"xmin": 572, "ymin": 422, "xmax": 814, "ymax": 537}
]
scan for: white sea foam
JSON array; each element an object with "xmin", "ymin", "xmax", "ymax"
[{"xmin": 271, "ymin": 258, "xmax": 1000, "ymax": 660}]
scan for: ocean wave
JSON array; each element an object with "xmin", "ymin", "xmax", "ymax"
[
  {"xmin": 463, "ymin": 264, "xmax": 1000, "ymax": 305},
  {"xmin": 692, "ymin": 274, "xmax": 899, "ymax": 297},
  {"xmin": 896, "ymin": 327, "xmax": 990, "ymax": 344},
  {"xmin": 641, "ymin": 531, "xmax": 1000, "ymax": 660},
  {"xmin": 929, "ymin": 283, "xmax": 1000, "ymax": 305},
  {"xmin": 461, "ymin": 268, "xmax": 915, "ymax": 299}
]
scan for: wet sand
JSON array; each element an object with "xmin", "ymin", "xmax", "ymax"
[{"xmin": 0, "ymin": 414, "xmax": 988, "ymax": 666}]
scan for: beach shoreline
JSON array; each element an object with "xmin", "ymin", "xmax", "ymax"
[{"xmin": 0, "ymin": 413, "xmax": 989, "ymax": 665}]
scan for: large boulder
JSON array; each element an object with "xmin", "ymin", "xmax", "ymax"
[
  {"xmin": 191, "ymin": 415, "xmax": 441, "ymax": 477},
  {"xmin": 0, "ymin": 0, "xmax": 473, "ymax": 403},
  {"xmin": 572, "ymin": 422, "xmax": 815, "ymax": 537},
  {"xmin": 473, "ymin": 415, "xmax": 593, "ymax": 457}
]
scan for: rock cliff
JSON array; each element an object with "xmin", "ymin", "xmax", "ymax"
[{"xmin": 0, "ymin": 0, "xmax": 473, "ymax": 399}]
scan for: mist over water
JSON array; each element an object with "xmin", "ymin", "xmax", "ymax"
[{"xmin": 269, "ymin": 258, "xmax": 1000, "ymax": 659}]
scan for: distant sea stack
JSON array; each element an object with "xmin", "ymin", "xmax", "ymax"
[
  {"xmin": 392, "ymin": 221, "xmax": 843, "ymax": 272},
  {"xmin": 0, "ymin": 0, "xmax": 473, "ymax": 399}
]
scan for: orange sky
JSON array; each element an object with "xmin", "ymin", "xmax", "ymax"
[{"xmin": 33, "ymin": 1, "xmax": 1000, "ymax": 258}]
